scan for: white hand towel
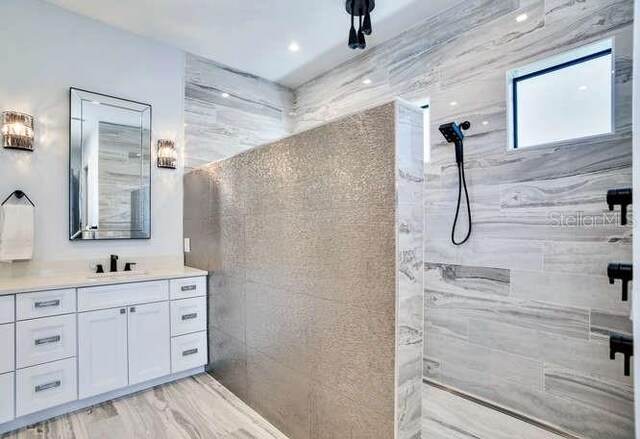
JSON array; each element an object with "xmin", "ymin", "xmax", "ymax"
[{"xmin": 0, "ymin": 203, "xmax": 34, "ymax": 261}]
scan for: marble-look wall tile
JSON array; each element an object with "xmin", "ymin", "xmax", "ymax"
[
  {"xmin": 426, "ymin": 332, "xmax": 543, "ymax": 389},
  {"xmin": 439, "ymin": 360, "xmax": 633, "ymax": 439},
  {"xmin": 184, "ymin": 53, "xmax": 294, "ymax": 169},
  {"xmin": 544, "ymin": 364, "xmax": 634, "ymax": 419},
  {"xmin": 290, "ymin": 0, "xmax": 633, "ymax": 434},
  {"xmin": 510, "ymin": 269, "xmax": 631, "ymax": 313},
  {"xmin": 427, "ymin": 288, "xmax": 590, "ymax": 340},
  {"xmin": 395, "ymin": 101, "xmax": 424, "ymax": 439},
  {"xmin": 468, "ymin": 318, "xmax": 633, "ymax": 385},
  {"xmin": 422, "ymin": 382, "xmax": 562, "ymax": 439},
  {"xmin": 589, "ymin": 309, "xmax": 633, "ymax": 341},
  {"xmin": 425, "ymin": 263, "xmax": 510, "ymax": 296}
]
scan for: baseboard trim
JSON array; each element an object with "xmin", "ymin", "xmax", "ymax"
[{"xmin": 423, "ymin": 379, "xmax": 580, "ymax": 439}]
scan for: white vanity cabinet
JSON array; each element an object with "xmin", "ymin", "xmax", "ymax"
[
  {"xmin": 0, "ymin": 295, "xmax": 15, "ymax": 424},
  {"xmin": 78, "ymin": 307, "xmax": 129, "ymax": 399},
  {"xmin": 127, "ymin": 301, "xmax": 170, "ymax": 385},
  {"xmin": 169, "ymin": 278, "xmax": 207, "ymax": 373},
  {"xmin": 0, "ymin": 270, "xmax": 207, "ymax": 435},
  {"xmin": 0, "ymin": 372, "xmax": 14, "ymax": 424},
  {"xmin": 77, "ymin": 281, "xmax": 171, "ymax": 398}
]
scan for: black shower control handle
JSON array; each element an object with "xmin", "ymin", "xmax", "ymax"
[
  {"xmin": 606, "ymin": 188, "xmax": 632, "ymax": 226},
  {"xmin": 607, "ymin": 263, "xmax": 633, "ymax": 301},
  {"xmin": 610, "ymin": 334, "xmax": 633, "ymax": 376}
]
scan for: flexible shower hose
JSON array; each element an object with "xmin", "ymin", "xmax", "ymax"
[{"xmin": 451, "ymin": 160, "xmax": 472, "ymax": 245}]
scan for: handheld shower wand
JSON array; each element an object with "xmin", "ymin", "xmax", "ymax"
[{"xmin": 439, "ymin": 121, "xmax": 472, "ymax": 245}]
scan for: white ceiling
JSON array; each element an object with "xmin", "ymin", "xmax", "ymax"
[{"xmin": 45, "ymin": 0, "xmax": 457, "ymax": 88}]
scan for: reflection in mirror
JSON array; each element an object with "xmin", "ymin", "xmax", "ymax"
[{"xmin": 69, "ymin": 88, "xmax": 151, "ymax": 240}]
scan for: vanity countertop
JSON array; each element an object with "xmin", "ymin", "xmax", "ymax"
[{"xmin": 0, "ymin": 266, "xmax": 207, "ymax": 295}]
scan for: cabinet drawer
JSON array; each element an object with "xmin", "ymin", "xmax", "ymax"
[
  {"xmin": 16, "ymin": 289, "xmax": 76, "ymax": 321},
  {"xmin": 0, "ymin": 372, "xmax": 14, "ymax": 423},
  {"xmin": 16, "ymin": 314, "xmax": 76, "ymax": 369},
  {"xmin": 0, "ymin": 324, "xmax": 14, "ymax": 374},
  {"xmin": 16, "ymin": 357, "xmax": 77, "ymax": 417},
  {"xmin": 0, "ymin": 296, "xmax": 14, "ymax": 324},
  {"xmin": 171, "ymin": 331, "xmax": 207, "ymax": 373},
  {"xmin": 170, "ymin": 297, "xmax": 206, "ymax": 336},
  {"xmin": 170, "ymin": 277, "xmax": 206, "ymax": 300},
  {"xmin": 78, "ymin": 280, "xmax": 168, "ymax": 312}
]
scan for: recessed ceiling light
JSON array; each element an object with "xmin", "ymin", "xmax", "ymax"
[
  {"xmin": 578, "ymin": 85, "xmax": 588, "ymax": 91},
  {"xmin": 288, "ymin": 41, "xmax": 300, "ymax": 52},
  {"xmin": 450, "ymin": 101, "xmax": 458, "ymax": 106},
  {"xmin": 482, "ymin": 121, "xmax": 489, "ymax": 125},
  {"xmin": 221, "ymin": 92, "xmax": 230, "ymax": 98},
  {"xmin": 289, "ymin": 111, "xmax": 296, "ymax": 116},
  {"xmin": 516, "ymin": 13, "xmax": 528, "ymax": 22},
  {"xmin": 362, "ymin": 78, "xmax": 372, "ymax": 85}
]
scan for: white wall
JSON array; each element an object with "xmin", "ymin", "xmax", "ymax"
[{"xmin": 0, "ymin": 0, "xmax": 185, "ymax": 266}]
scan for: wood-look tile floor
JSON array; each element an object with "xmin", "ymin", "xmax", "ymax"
[
  {"xmin": 2, "ymin": 373, "xmax": 289, "ymax": 439},
  {"xmin": 422, "ymin": 382, "xmax": 564, "ymax": 439}
]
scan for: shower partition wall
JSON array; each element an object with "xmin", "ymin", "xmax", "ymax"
[{"xmin": 184, "ymin": 101, "xmax": 424, "ymax": 439}]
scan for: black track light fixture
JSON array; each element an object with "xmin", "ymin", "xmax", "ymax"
[
  {"xmin": 362, "ymin": 0, "xmax": 372, "ymax": 35},
  {"xmin": 357, "ymin": 14, "xmax": 366, "ymax": 49},
  {"xmin": 346, "ymin": 0, "xmax": 375, "ymax": 50},
  {"xmin": 348, "ymin": 0, "xmax": 359, "ymax": 49}
]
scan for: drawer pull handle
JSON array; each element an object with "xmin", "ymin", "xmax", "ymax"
[
  {"xmin": 181, "ymin": 285, "xmax": 197, "ymax": 292},
  {"xmin": 35, "ymin": 380, "xmax": 61, "ymax": 392},
  {"xmin": 35, "ymin": 299, "xmax": 61, "ymax": 308},
  {"xmin": 182, "ymin": 313, "xmax": 198, "ymax": 321},
  {"xmin": 183, "ymin": 348, "xmax": 198, "ymax": 356},
  {"xmin": 35, "ymin": 335, "xmax": 61, "ymax": 345}
]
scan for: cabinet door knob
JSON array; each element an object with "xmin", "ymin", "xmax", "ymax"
[
  {"xmin": 120, "ymin": 308, "xmax": 126, "ymax": 314},
  {"xmin": 130, "ymin": 307, "xmax": 136, "ymax": 313}
]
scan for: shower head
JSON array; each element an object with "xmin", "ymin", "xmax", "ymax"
[
  {"xmin": 439, "ymin": 121, "xmax": 471, "ymax": 145},
  {"xmin": 439, "ymin": 121, "xmax": 471, "ymax": 165}
]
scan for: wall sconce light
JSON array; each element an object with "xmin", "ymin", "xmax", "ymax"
[
  {"xmin": 157, "ymin": 139, "xmax": 177, "ymax": 169},
  {"xmin": 2, "ymin": 111, "xmax": 34, "ymax": 151}
]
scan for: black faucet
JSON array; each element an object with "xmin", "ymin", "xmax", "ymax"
[
  {"xmin": 606, "ymin": 188, "xmax": 632, "ymax": 226},
  {"xmin": 110, "ymin": 254, "xmax": 119, "ymax": 273},
  {"xmin": 610, "ymin": 333, "xmax": 634, "ymax": 376},
  {"xmin": 608, "ymin": 263, "xmax": 633, "ymax": 301}
]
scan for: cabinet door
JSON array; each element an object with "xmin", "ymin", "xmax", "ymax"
[
  {"xmin": 78, "ymin": 308, "xmax": 128, "ymax": 399},
  {"xmin": 0, "ymin": 324, "xmax": 14, "ymax": 374},
  {"xmin": 0, "ymin": 372, "xmax": 14, "ymax": 423},
  {"xmin": 128, "ymin": 302, "xmax": 170, "ymax": 385}
]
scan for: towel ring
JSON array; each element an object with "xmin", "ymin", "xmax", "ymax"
[{"xmin": 1, "ymin": 190, "xmax": 35, "ymax": 207}]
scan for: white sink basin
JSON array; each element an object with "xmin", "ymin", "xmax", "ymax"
[{"xmin": 87, "ymin": 270, "xmax": 149, "ymax": 281}]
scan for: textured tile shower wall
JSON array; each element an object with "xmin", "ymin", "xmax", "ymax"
[
  {"xmin": 184, "ymin": 102, "xmax": 424, "ymax": 439},
  {"xmin": 292, "ymin": 0, "xmax": 634, "ymax": 437}
]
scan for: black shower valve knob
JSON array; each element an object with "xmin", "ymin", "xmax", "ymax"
[
  {"xmin": 610, "ymin": 333, "xmax": 633, "ymax": 377},
  {"xmin": 608, "ymin": 263, "xmax": 633, "ymax": 301},
  {"xmin": 606, "ymin": 188, "xmax": 632, "ymax": 226}
]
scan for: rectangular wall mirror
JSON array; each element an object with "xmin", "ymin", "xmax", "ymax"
[{"xmin": 69, "ymin": 88, "xmax": 151, "ymax": 240}]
